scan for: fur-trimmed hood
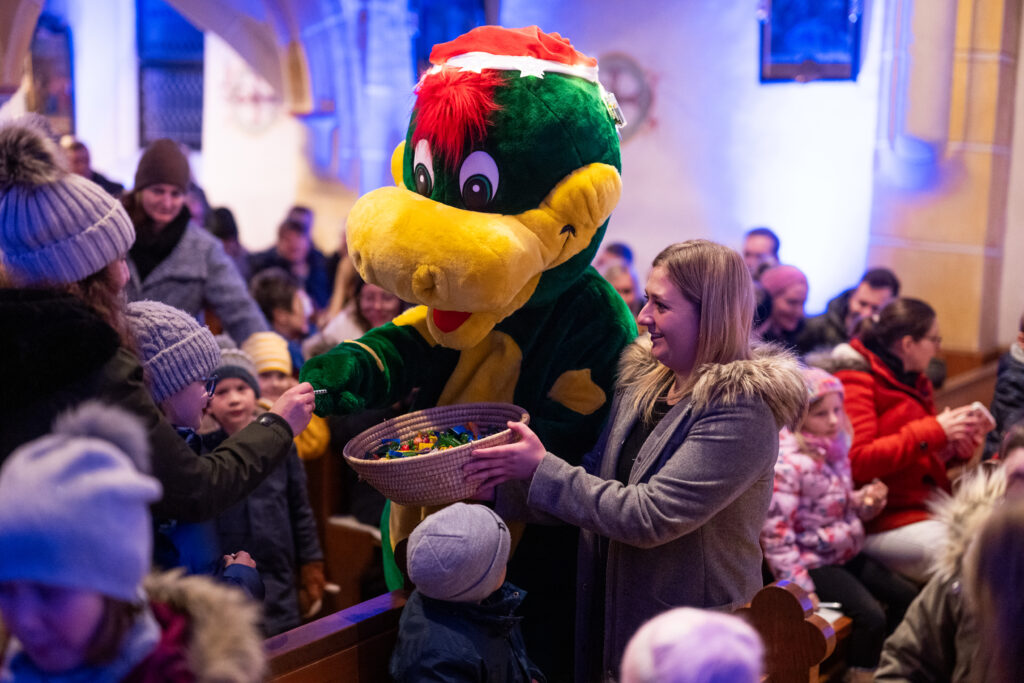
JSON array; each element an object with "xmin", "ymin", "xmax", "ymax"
[
  {"xmin": 0, "ymin": 571, "xmax": 265, "ymax": 680},
  {"xmin": 143, "ymin": 570, "xmax": 266, "ymax": 682},
  {"xmin": 927, "ymin": 466, "xmax": 1006, "ymax": 582},
  {"xmin": 618, "ymin": 337, "xmax": 807, "ymax": 430},
  {"xmin": 805, "ymin": 341, "xmax": 870, "ymax": 375}
]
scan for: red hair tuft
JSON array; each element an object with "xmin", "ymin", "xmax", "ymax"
[{"xmin": 413, "ymin": 68, "xmax": 505, "ymax": 170}]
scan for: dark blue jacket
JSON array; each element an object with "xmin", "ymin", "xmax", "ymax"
[
  {"xmin": 152, "ymin": 427, "xmax": 265, "ymax": 601},
  {"xmin": 984, "ymin": 347, "xmax": 1024, "ymax": 459},
  {"xmin": 202, "ymin": 430, "xmax": 322, "ymax": 635},
  {"xmin": 390, "ymin": 582, "xmax": 545, "ymax": 683}
]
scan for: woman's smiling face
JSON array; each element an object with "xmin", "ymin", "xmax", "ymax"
[{"xmin": 637, "ymin": 265, "xmax": 700, "ymax": 378}]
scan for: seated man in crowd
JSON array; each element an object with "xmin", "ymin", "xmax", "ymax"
[
  {"xmin": 250, "ymin": 207, "xmax": 332, "ymax": 311},
  {"xmin": 798, "ymin": 268, "xmax": 901, "ymax": 355},
  {"xmin": 742, "ymin": 226, "xmax": 780, "ymax": 280},
  {"xmin": 743, "ymin": 227, "xmax": 781, "ymax": 325}
]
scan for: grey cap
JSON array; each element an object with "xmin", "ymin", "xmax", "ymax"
[
  {"xmin": 126, "ymin": 300, "xmax": 220, "ymax": 404},
  {"xmin": 407, "ymin": 502, "xmax": 511, "ymax": 603}
]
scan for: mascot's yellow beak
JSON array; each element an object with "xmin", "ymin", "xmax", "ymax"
[{"xmin": 347, "ymin": 142, "xmax": 622, "ymax": 349}]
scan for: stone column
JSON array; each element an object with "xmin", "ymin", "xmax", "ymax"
[{"xmin": 868, "ymin": 0, "xmax": 1021, "ymax": 374}]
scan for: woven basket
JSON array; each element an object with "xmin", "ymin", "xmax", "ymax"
[{"xmin": 342, "ymin": 402, "xmax": 530, "ymax": 507}]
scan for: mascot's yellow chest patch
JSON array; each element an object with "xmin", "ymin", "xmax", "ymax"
[{"xmin": 395, "ymin": 305, "xmax": 605, "ymax": 414}]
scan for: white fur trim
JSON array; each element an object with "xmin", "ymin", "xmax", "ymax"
[{"xmin": 429, "ymin": 51, "xmax": 599, "ymax": 83}]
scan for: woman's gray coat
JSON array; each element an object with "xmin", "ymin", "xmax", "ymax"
[
  {"xmin": 497, "ymin": 341, "xmax": 805, "ymax": 682},
  {"xmin": 126, "ymin": 224, "xmax": 268, "ymax": 344}
]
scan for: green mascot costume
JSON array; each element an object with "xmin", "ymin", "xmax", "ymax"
[{"xmin": 300, "ymin": 25, "xmax": 636, "ymax": 678}]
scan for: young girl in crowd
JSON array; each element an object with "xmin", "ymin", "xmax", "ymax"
[
  {"xmin": 761, "ymin": 367, "xmax": 918, "ymax": 683},
  {"xmin": 0, "ymin": 403, "xmax": 264, "ymax": 681}
]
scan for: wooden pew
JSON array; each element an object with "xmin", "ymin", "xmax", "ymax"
[
  {"xmin": 737, "ymin": 580, "xmax": 849, "ymax": 683},
  {"xmin": 267, "ymin": 581, "xmax": 841, "ymax": 683},
  {"xmin": 265, "ymin": 590, "xmax": 408, "ymax": 683}
]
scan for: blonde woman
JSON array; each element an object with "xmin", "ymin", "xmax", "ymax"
[{"xmin": 466, "ymin": 240, "xmax": 806, "ymax": 682}]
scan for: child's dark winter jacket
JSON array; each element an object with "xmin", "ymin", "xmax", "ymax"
[
  {"xmin": 983, "ymin": 343, "xmax": 1024, "ymax": 459},
  {"xmin": 202, "ymin": 429, "xmax": 322, "ymax": 636},
  {"xmin": 390, "ymin": 582, "xmax": 545, "ymax": 683},
  {"xmin": 151, "ymin": 427, "xmax": 265, "ymax": 601}
]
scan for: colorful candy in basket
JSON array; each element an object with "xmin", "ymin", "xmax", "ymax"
[{"xmin": 366, "ymin": 423, "xmax": 498, "ymax": 460}]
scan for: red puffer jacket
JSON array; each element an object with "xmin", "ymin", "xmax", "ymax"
[{"xmin": 829, "ymin": 339, "xmax": 949, "ymax": 533}]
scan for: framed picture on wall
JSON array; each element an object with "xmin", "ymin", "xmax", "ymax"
[
  {"xmin": 26, "ymin": 13, "xmax": 75, "ymax": 136},
  {"xmin": 759, "ymin": 0, "xmax": 863, "ymax": 83}
]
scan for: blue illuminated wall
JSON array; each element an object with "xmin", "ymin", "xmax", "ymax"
[{"xmin": 501, "ymin": 0, "xmax": 886, "ymax": 314}]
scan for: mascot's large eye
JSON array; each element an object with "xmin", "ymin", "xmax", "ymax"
[
  {"xmin": 412, "ymin": 139, "xmax": 434, "ymax": 197},
  {"xmin": 458, "ymin": 151, "xmax": 499, "ymax": 211}
]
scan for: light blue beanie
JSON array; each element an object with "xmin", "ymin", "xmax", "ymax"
[{"xmin": 0, "ymin": 403, "xmax": 162, "ymax": 602}]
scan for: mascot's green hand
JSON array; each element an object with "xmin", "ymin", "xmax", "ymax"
[{"xmin": 300, "ymin": 351, "xmax": 369, "ymax": 417}]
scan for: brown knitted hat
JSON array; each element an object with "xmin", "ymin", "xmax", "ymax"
[{"xmin": 133, "ymin": 139, "xmax": 190, "ymax": 191}]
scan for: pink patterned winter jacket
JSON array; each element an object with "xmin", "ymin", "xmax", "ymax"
[{"xmin": 761, "ymin": 428, "xmax": 870, "ymax": 593}]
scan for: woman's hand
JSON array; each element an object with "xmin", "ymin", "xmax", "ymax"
[
  {"xmin": 936, "ymin": 406, "xmax": 979, "ymax": 443},
  {"xmin": 463, "ymin": 421, "xmax": 546, "ymax": 490}
]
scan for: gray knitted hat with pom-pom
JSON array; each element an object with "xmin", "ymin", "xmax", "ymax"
[
  {"xmin": 0, "ymin": 402, "xmax": 162, "ymax": 601},
  {"xmin": 126, "ymin": 300, "xmax": 220, "ymax": 403},
  {"xmin": 0, "ymin": 115, "xmax": 135, "ymax": 286}
]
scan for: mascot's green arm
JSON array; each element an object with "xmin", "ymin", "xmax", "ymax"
[{"xmin": 299, "ymin": 321, "xmax": 457, "ymax": 416}]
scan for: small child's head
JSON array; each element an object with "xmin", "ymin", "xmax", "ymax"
[
  {"xmin": 407, "ymin": 502, "xmax": 510, "ymax": 603},
  {"xmin": 250, "ymin": 267, "xmax": 309, "ymax": 340},
  {"xmin": 1017, "ymin": 311, "xmax": 1024, "ymax": 347},
  {"xmin": 620, "ymin": 607, "xmax": 763, "ymax": 683},
  {"xmin": 241, "ymin": 331, "xmax": 295, "ymax": 402},
  {"xmin": 126, "ymin": 300, "xmax": 220, "ymax": 430},
  {"xmin": 799, "ymin": 367, "xmax": 848, "ymax": 440},
  {"xmin": 208, "ymin": 346, "xmax": 261, "ymax": 435},
  {"xmin": 0, "ymin": 403, "xmax": 161, "ymax": 674}
]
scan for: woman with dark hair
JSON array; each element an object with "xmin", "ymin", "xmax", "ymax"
[
  {"xmin": 121, "ymin": 139, "xmax": 267, "ymax": 344},
  {"xmin": 0, "ymin": 116, "xmax": 313, "ymax": 523},
  {"xmin": 465, "ymin": 240, "xmax": 806, "ymax": 682},
  {"xmin": 821, "ymin": 297, "xmax": 986, "ymax": 583}
]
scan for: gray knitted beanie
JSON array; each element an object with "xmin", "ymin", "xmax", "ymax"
[
  {"xmin": 0, "ymin": 115, "xmax": 135, "ymax": 286},
  {"xmin": 216, "ymin": 342, "xmax": 261, "ymax": 398},
  {"xmin": 0, "ymin": 402, "xmax": 162, "ymax": 602},
  {"xmin": 126, "ymin": 300, "xmax": 220, "ymax": 404},
  {"xmin": 407, "ymin": 503, "xmax": 511, "ymax": 603}
]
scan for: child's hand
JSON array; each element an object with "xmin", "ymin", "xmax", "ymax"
[
  {"xmin": 299, "ymin": 561, "xmax": 327, "ymax": 618},
  {"xmin": 858, "ymin": 480, "xmax": 887, "ymax": 520},
  {"xmin": 269, "ymin": 382, "xmax": 316, "ymax": 435},
  {"xmin": 464, "ymin": 421, "xmax": 546, "ymax": 490},
  {"xmin": 224, "ymin": 550, "xmax": 257, "ymax": 568}
]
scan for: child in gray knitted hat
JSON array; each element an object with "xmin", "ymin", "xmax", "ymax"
[
  {"xmin": 390, "ymin": 502, "xmax": 545, "ymax": 683},
  {"xmin": 0, "ymin": 403, "xmax": 266, "ymax": 680},
  {"xmin": 203, "ymin": 345, "xmax": 325, "ymax": 636},
  {"xmin": 125, "ymin": 300, "xmax": 264, "ymax": 601}
]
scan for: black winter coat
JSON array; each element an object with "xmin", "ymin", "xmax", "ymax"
[
  {"xmin": 203, "ymin": 429, "xmax": 322, "ymax": 636},
  {"xmin": 0, "ymin": 288, "xmax": 294, "ymax": 522}
]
